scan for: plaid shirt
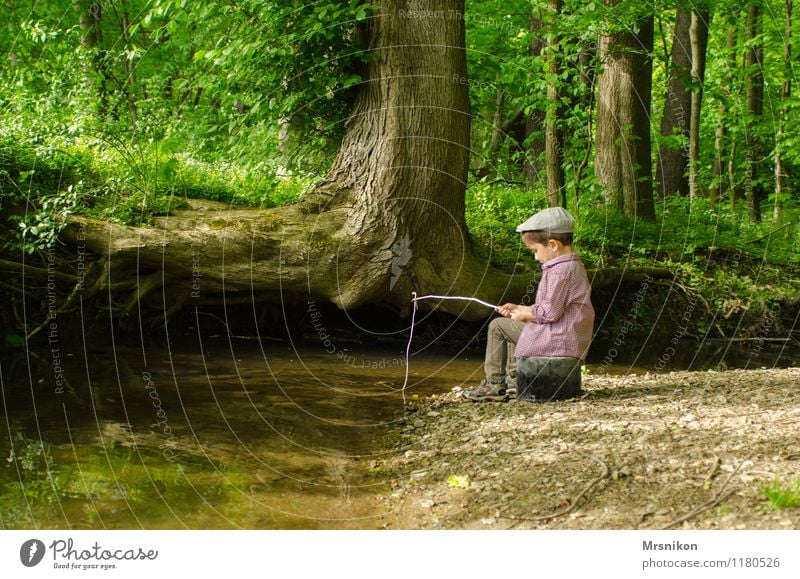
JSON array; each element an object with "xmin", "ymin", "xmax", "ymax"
[{"xmin": 514, "ymin": 253, "xmax": 594, "ymax": 359}]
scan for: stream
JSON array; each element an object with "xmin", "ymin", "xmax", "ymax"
[
  {"xmin": 1, "ymin": 330, "xmax": 796, "ymax": 529},
  {"xmin": 0, "ymin": 338, "xmax": 480, "ymax": 529}
]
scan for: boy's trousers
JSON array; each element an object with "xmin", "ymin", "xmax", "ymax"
[{"xmin": 485, "ymin": 317, "xmax": 525, "ymax": 386}]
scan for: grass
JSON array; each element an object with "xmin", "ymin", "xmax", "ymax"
[{"xmin": 763, "ymin": 478, "xmax": 800, "ymax": 510}]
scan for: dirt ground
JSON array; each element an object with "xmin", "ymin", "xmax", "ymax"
[{"xmin": 377, "ymin": 368, "xmax": 800, "ymax": 530}]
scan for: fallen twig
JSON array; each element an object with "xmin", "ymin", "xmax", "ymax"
[
  {"xmin": 503, "ymin": 454, "xmax": 613, "ymax": 526},
  {"xmin": 703, "ymin": 456, "xmax": 722, "ymax": 490},
  {"xmin": 660, "ymin": 455, "xmax": 751, "ymax": 530}
]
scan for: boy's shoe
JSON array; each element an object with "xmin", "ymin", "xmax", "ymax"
[
  {"xmin": 465, "ymin": 380, "xmax": 509, "ymax": 402},
  {"xmin": 461, "ymin": 378, "xmax": 491, "ymax": 399}
]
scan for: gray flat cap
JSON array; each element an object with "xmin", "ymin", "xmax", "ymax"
[{"xmin": 516, "ymin": 207, "xmax": 575, "ymax": 233}]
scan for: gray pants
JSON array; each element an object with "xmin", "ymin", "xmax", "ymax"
[{"xmin": 484, "ymin": 318, "xmax": 525, "ymax": 387}]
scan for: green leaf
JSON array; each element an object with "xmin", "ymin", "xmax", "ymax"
[
  {"xmin": 4, "ymin": 335, "xmax": 24, "ymax": 347},
  {"xmin": 447, "ymin": 474, "xmax": 470, "ymax": 489}
]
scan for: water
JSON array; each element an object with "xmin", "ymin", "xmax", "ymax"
[
  {"xmin": 1, "ymin": 329, "xmax": 796, "ymax": 529},
  {"xmin": 0, "ymin": 340, "xmax": 482, "ymax": 529}
]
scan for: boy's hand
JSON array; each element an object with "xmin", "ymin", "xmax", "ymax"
[{"xmin": 496, "ymin": 303, "xmax": 535, "ymax": 322}]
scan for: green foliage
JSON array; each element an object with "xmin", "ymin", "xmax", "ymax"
[
  {"xmin": 465, "ymin": 181, "xmax": 544, "ymax": 271},
  {"xmin": 0, "ymin": 0, "xmax": 798, "ymax": 266},
  {"xmin": 465, "ymin": 180, "xmax": 799, "ymax": 306},
  {"xmin": 5, "ymin": 433, "xmax": 53, "ymax": 476},
  {"xmin": 763, "ymin": 478, "xmax": 800, "ymax": 510}
]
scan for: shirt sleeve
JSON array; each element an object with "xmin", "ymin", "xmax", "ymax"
[{"xmin": 531, "ymin": 271, "xmax": 570, "ymax": 323}]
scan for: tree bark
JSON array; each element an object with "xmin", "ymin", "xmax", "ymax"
[
  {"xmin": 744, "ymin": 4, "xmax": 764, "ymax": 222},
  {"xmin": 571, "ymin": 40, "xmax": 597, "ymax": 212},
  {"xmin": 116, "ymin": 0, "xmax": 139, "ymax": 131},
  {"xmin": 595, "ymin": 12, "xmax": 656, "ymax": 220},
  {"xmin": 712, "ymin": 17, "xmax": 738, "ymax": 207},
  {"xmin": 524, "ymin": 10, "xmax": 547, "ymax": 187},
  {"xmin": 74, "ymin": 0, "xmax": 109, "ymax": 115},
  {"xmin": 688, "ymin": 9, "xmax": 711, "ymax": 200},
  {"xmin": 545, "ymin": 0, "xmax": 566, "ymax": 208},
  {"xmin": 488, "ymin": 87, "xmax": 506, "ymax": 157},
  {"xmin": 774, "ymin": 0, "xmax": 792, "ymax": 222},
  {"xmin": 657, "ymin": 8, "xmax": 691, "ymax": 199}
]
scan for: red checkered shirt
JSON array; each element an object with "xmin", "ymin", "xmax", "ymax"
[{"xmin": 514, "ymin": 253, "xmax": 594, "ymax": 360}]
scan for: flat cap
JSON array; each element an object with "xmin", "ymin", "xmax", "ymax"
[{"xmin": 516, "ymin": 207, "xmax": 575, "ymax": 233}]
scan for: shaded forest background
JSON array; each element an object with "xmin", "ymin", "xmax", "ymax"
[{"xmin": 0, "ymin": 0, "xmax": 797, "ymax": 354}]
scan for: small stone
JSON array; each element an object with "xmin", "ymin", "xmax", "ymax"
[{"xmin": 420, "ymin": 499, "xmax": 435, "ymax": 509}]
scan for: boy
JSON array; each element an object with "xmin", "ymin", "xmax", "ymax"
[{"xmin": 465, "ymin": 206, "xmax": 594, "ymax": 402}]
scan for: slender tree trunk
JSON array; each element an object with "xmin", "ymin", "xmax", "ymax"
[
  {"xmin": 688, "ymin": 9, "xmax": 711, "ymax": 200},
  {"xmin": 744, "ymin": 4, "xmax": 764, "ymax": 222},
  {"xmin": 774, "ymin": 0, "xmax": 792, "ymax": 222},
  {"xmin": 484, "ymin": 84, "xmax": 507, "ymax": 176},
  {"xmin": 595, "ymin": 11, "xmax": 656, "ymax": 220},
  {"xmin": 712, "ymin": 18, "xmax": 738, "ymax": 207},
  {"xmin": 117, "ymin": 0, "xmax": 139, "ymax": 131},
  {"xmin": 545, "ymin": 0, "xmax": 566, "ymax": 208},
  {"xmin": 729, "ymin": 140, "xmax": 738, "ymax": 211},
  {"xmin": 657, "ymin": 8, "xmax": 691, "ymax": 199},
  {"xmin": 74, "ymin": 1, "xmax": 108, "ymax": 115},
  {"xmin": 524, "ymin": 10, "xmax": 546, "ymax": 187},
  {"xmin": 571, "ymin": 40, "xmax": 597, "ymax": 212}
]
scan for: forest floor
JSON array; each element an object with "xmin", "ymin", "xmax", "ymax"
[{"xmin": 377, "ymin": 367, "xmax": 800, "ymax": 530}]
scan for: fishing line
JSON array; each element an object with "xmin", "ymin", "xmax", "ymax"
[{"xmin": 400, "ymin": 292, "xmax": 498, "ymax": 407}]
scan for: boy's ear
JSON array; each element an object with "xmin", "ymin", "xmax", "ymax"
[{"xmin": 548, "ymin": 239, "xmax": 563, "ymax": 250}]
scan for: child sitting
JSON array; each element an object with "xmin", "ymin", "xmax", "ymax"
[{"xmin": 465, "ymin": 207, "xmax": 594, "ymax": 402}]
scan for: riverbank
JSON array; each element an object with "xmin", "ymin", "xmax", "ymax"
[{"xmin": 378, "ymin": 367, "xmax": 800, "ymax": 530}]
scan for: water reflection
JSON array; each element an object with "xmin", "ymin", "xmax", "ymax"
[{"xmin": 0, "ymin": 341, "xmax": 480, "ymax": 529}]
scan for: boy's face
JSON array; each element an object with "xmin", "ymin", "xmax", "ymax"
[{"xmin": 523, "ymin": 238, "xmax": 561, "ymax": 263}]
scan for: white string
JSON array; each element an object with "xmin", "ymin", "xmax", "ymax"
[
  {"xmin": 401, "ymin": 292, "xmax": 498, "ymax": 406},
  {"xmin": 412, "ymin": 294, "xmax": 499, "ymax": 310}
]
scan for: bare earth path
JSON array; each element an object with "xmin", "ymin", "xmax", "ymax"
[{"xmin": 379, "ymin": 368, "xmax": 800, "ymax": 530}]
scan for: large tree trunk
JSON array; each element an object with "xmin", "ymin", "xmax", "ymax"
[
  {"xmin": 595, "ymin": 12, "xmax": 656, "ymax": 220},
  {"xmin": 656, "ymin": 8, "xmax": 691, "ymax": 199},
  {"xmin": 306, "ymin": 0, "xmax": 473, "ymax": 308}
]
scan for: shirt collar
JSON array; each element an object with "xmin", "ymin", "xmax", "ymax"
[{"xmin": 542, "ymin": 252, "xmax": 580, "ymax": 270}]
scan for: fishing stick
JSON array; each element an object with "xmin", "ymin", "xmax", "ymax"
[
  {"xmin": 411, "ymin": 293, "xmax": 499, "ymax": 311},
  {"xmin": 401, "ymin": 291, "xmax": 498, "ymax": 407}
]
